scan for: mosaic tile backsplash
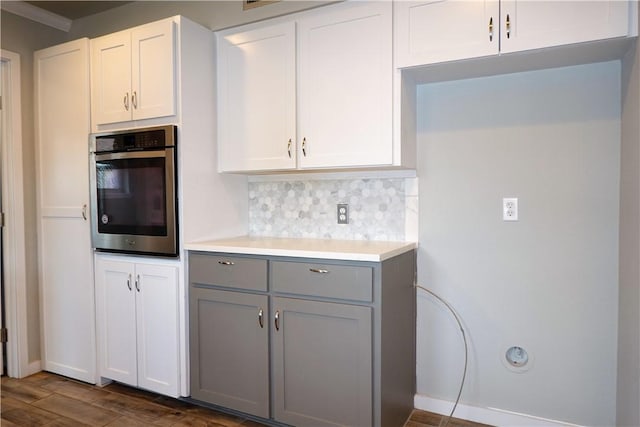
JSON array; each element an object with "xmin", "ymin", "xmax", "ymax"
[{"xmin": 249, "ymin": 179, "xmax": 405, "ymax": 241}]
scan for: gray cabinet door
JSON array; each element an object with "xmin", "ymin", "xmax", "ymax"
[
  {"xmin": 189, "ymin": 287, "xmax": 269, "ymax": 418},
  {"xmin": 272, "ymin": 297, "xmax": 372, "ymax": 427}
]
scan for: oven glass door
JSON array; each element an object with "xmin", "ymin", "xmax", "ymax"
[{"xmin": 95, "ymin": 154, "xmax": 169, "ymax": 236}]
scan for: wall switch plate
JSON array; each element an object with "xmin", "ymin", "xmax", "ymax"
[
  {"xmin": 503, "ymin": 198, "xmax": 518, "ymax": 221},
  {"xmin": 337, "ymin": 204, "xmax": 349, "ymax": 224}
]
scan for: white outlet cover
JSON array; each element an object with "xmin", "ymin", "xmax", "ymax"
[{"xmin": 503, "ymin": 197, "xmax": 518, "ymax": 221}]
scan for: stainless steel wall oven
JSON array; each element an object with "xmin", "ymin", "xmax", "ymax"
[{"xmin": 90, "ymin": 125, "xmax": 178, "ymax": 257}]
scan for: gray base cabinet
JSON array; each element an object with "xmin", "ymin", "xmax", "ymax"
[
  {"xmin": 189, "ymin": 287, "xmax": 269, "ymax": 418},
  {"xmin": 273, "ymin": 297, "xmax": 372, "ymax": 426},
  {"xmin": 188, "ymin": 250, "xmax": 415, "ymax": 427}
]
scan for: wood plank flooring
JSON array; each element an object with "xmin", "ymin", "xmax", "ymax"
[{"xmin": 1, "ymin": 371, "xmax": 491, "ymax": 427}]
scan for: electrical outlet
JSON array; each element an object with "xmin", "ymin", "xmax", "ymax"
[
  {"xmin": 503, "ymin": 198, "xmax": 518, "ymax": 221},
  {"xmin": 337, "ymin": 204, "xmax": 349, "ymax": 224}
]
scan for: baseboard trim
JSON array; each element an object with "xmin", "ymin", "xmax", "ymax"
[
  {"xmin": 414, "ymin": 394, "xmax": 584, "ymax": 427},
  {"xmin": 25, "ymin": 361, "xmax": 41, "ymax": 377}
]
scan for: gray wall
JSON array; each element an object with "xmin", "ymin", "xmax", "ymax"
[
  {"xmin": 67, "ymin": 1, "xmax": 332, "ymax": 39},
  {"xmin": 617, "ymin": 30, "xmax": 640, "ymax": 427},
  {"xmin": 416, "ymin": 61, "xmax": 621, "ymax": 425},
  {"xmin": 1, "ymin": 10, "xmax": 67, "ymax": 364}
]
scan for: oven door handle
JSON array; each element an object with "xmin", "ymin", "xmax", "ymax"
[{"xmin": 94, "ymin": 149, "xmax": 173, "ymax": 161}]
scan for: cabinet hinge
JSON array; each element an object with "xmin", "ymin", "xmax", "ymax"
[{"xmin": 0, "ymin": 328, "xmax": 7, "ymax": 343}]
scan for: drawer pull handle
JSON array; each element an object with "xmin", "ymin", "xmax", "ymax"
[
  {"xmin": 309, "ymin": 268, "xmax": 329, "ymax": 274},
  {"xmin": 135, "ymin": 274, "xmax": 140, "ymax": 292},
  {"xmin": 274, "ymin": 310, "xmax": 280, "ymax": 331},
  {"xmin": 258, "ymin": 308, "xmax": 264, "ymax": 329},
  {"xmin": 218, "ymin": 261, "xmax": 235, "ymax": 266},
  {"xmin": 127, "ymin": 274, "xmax": 132, "ymax": 291}
]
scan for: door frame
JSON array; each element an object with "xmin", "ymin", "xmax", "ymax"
[{"xmin": 1, "ymin": 49, "xmax": 34, "ymax": 378}]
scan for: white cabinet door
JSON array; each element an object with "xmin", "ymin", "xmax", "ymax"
[
  {"xmin": 135, "ymin": 263, "xmax": 179, "ymax": 396},
  {"xmin": 394, "ymin": 1, "xmax": 500, "ymax": 68},
  {"xmin": 91, "ymin": 18, "xmax": 176, "ymax": 126},
  {"xmin": 131, "ymin": 20, "xmax": 176, "ymax": 121},
  {"xmin": 298, "ymin": 2, "xmax": 392, "ymax": 169},
  {"xmin": 96, "ymin": 258, "xmax": 179, "ymax": 396},
  {"xmin": 95, "ymin": 259, "xmax": 137, "ymax": 386},
  {"xmin": 91, "ymin": 30, "xmax": 132, "ymax": 125},
  {"xmin": 34, "ymin": 38, "xmax": 96, "ymax": 384},
  {"xmin": 500, "ymin": 1, "xmax": 630, "ymax": 53},
  {"xmin": 217, "ymin": 22, "xmax": 296, "ymax": 172}
]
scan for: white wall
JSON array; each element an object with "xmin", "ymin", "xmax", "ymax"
[{"xmin": 415, "ymin": 61, "xmax": 621, "ymax": 426}]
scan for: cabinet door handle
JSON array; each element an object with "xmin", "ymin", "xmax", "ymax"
[
  {"xmin": 127, "ymin": 274, "xmax": 132, "ymax": 291},
  {"xmin": 258, "ymin": 308, "xmax": 264, "ymax": 328},
  {"xmin": 124, "ymin": 92, "xmax": 129, "ymax": 111},
  {"xmin": 488, "ymin": 17, "xmax": 494, "ymax": 41},
  {"xmin": 218, "ymin": 260, "xmax": 234, "ymax": 266},
  {"xmin": 287, "ymin": 139, "xmax": 292, "ymax": 159},
  {"xmin": 82, "ymin": 204, "xmax": 87, "ymax": 221},
  {"xmin": 302, "ymin": 137, "xmax": 307, "ymax": 157},
  {"xmin": 135, "ymin": 274, "xmax": 140, "ymax": 292},
  {"xmin": 309, "ymin": 268, "xmax": 329, "ymax": 274},
  {"xmin": 506, "ymin": 14, "xmax": 511, "ymax": 39},
  {"xmin": 132, "ymin": 91, "xmax": 138, "ymax": 109},
  {"xmin": 274, "ymin": 310, "xmax": 280, "ymax": 331}
]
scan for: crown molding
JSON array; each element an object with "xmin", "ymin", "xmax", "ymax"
[{"xmin": 1, "ymin": 1, "xmax": 71, "ymax": 32}]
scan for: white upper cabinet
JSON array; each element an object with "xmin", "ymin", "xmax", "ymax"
[
  {"xmin": 395, "ymin": 0, "xmax": 634, "ymax": 68},
  {"xmin": 218, "ymin": 22, "xmax": 296, "ymax": 172},
  {"xmin": 499, "ymin": 0, "xmax": 630, "ymax": 53},
  {"xmin": 395, "ymin": 0, "xmax": 500, "ymax": 67},
  {"xmin": 91, "ymin": 18, "xmax": 176, "ymax": 126},
  {"xmin": 297, "ymin": 2, "xmax": 392, "ymax": 169},
  {"xmin": 91, "ymin": 31, "xmax": 132, "ymax": 124},
  {"xmin": 217, "ymin": 1, "xmax": 395, "ymax": 173}
]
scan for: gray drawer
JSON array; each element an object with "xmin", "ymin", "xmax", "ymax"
[
  {"xmin": 271, "ymin": 261, "xmax": 373, "ymax": 302},
  {"xmin": 189, "ymin": 253, "xmax": 267, "ymax": 291}
]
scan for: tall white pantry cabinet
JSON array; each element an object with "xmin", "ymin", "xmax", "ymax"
[
  {"xmin": 34, "ymin": 39, "xmax": 96, "ymax": 383},
  {"xmin": 34, "ymin": 15, "xmax": 247, "ymax": 396}
]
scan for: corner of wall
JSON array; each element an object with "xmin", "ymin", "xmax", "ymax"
[{"xmin": 616, "ymin": 28, "xmax": 640, "ymax": 427}]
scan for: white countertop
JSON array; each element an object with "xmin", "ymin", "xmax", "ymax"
[{"xmin": 185, "ymin": 236, "xmax": 416, "ymax": 262}]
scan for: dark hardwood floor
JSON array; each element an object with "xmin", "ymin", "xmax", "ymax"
[{"xmin": 1, "ymin": 371, "xmax": 491, "ymax": 427}]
